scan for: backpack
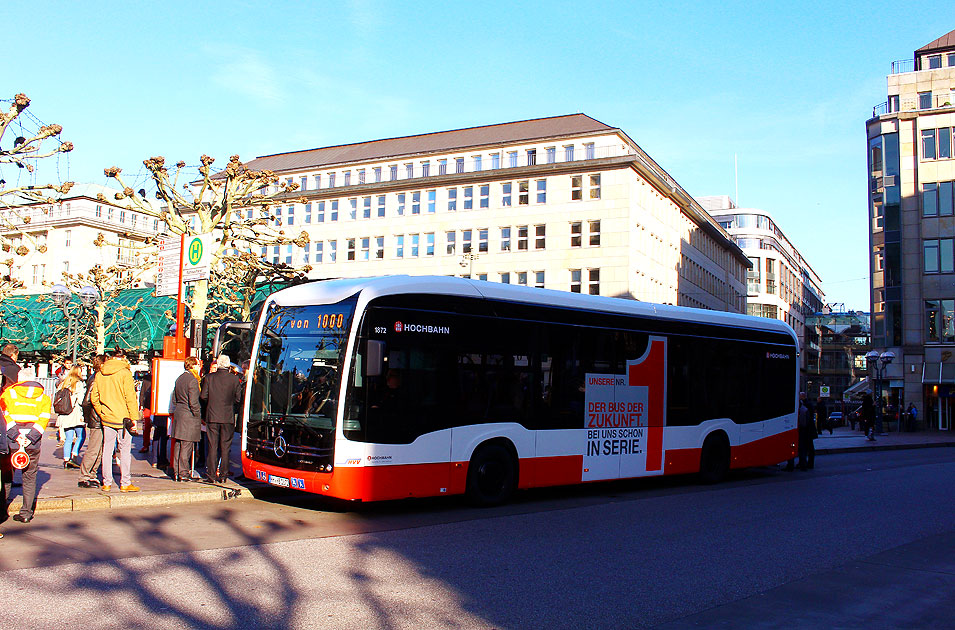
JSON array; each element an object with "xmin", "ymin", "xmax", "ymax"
[{"xmin": 53, "ymin": 388, "xmax": 74, "ymax": 415}]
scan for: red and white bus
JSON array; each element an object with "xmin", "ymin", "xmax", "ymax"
[{"xmin": 241, "ymin": 276, "xmax": 798, "ymax": 505}]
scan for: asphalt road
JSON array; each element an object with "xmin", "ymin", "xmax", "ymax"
[{"xmin": 2, "ymin": 449, "xmax": 953, "ymax": 629}]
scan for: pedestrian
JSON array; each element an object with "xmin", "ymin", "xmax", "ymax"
[
  {"xmin": 90, "ymin": 348, "xmax": 141, "ymax": 493},
  {"xmin": 906, "ymin": 402, "xmax": 918, "ymax": 432},
  {"xmin": 797, "ymin": 392, "xmax": 816, "ymax": 470},
  {"xmin": 1, "ymin": 368, "xmax": 52, "ymax": 523},
  {"xmin": 862, "ymin": 392, "xmax": 876, "ymax": 441},
  {"xmin": 200, "ymin": 354, "xmax": 242, "ymax": 483},
  {"xmin": 0, "ymin": 344, "xmax": 21, "ymax": 391},
  {"xmin": 54, "ymin": 358, "xmax": 73, "ymax": 384},
  {"xmin": 77, "ymin": 354, "xmax": 106, "ymax": 488},
  {"xmin": 171, "ymin": 356, "xmax": 202, "ymax": 482},
  {"xmin": 138, "ymin": 371, "xmax": 153, "ymax": 454},
  {"xmin": 56, "ymin": 366, "xmax": 86, "ymax": 469},
  {"xmin": 816, "ymin": 398, "xmax": 832, "ymax": 435}
]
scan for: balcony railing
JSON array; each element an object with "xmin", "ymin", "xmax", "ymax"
[
  {"xmin": 890, "ymin": 59, "xmax": 914, "ymax": 74},
  {"xmin": 872, "ymin": 93, "xmax": 955, "ymax": 118}
]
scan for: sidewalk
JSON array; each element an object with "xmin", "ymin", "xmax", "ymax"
[
  {"xmin": 815, "ymin": 423, "xmax": 955, "ymax": 454},
  {"xmin": 5, "ymin": 426, "xmax": 267, "ymax": 516},
  {"xmin": 7, "ymin": 424, "xmax": 955, "ymax": 516}
]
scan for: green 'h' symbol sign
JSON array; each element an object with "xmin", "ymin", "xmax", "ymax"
[{"xmin": 188, "ymin": 238, "xmax": 203, "ymax": 265}]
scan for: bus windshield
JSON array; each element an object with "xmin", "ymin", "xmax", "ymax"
[{"xmin": 246, "ymin": 296, "xmax": 357, "ymax": 469}]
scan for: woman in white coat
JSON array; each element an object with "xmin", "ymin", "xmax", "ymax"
[{"xmin": 57, "ymin": 366, "xmax": 87, "ymax": 468}]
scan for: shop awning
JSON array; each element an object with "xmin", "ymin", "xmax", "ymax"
[
  {"xmin": 842, "ymin": 377, "xmax": 872, "ymax": 399},
  {"xmin": 922, "ymin": 363, "xmax": 955, "ymax": 384}
]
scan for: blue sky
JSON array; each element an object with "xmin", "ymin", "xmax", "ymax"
[{"xmin": 4, "ymin": 1, "xmax": 950, "ymax": 309}]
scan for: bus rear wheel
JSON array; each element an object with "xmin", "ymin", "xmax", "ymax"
[
  {"xmin": 699, "ymin": 433, "xmax": 730, "ymax": 484},
  {"xmin": 466, "ymin": 442, "xmax": 517, "ymax": 507}
]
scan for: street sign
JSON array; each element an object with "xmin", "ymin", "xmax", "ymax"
[
  {"xmin": 182, "ymin": 233, "xmax": 214, "ymax": 282},
  {"xmin": 155, "ymin": 237, "xmax": 182, "ymax": 297},
  {"xmin": 820, "ymin": 385, "xmax": 831, "ymax": 398}
]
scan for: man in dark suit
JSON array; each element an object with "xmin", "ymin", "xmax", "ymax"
[
  {"xmin": 171, "ymin": 356, "xmax": 202, "ymax": 482},
  {"xmin": 200, "ymin": 355, "xmax": 242, "ymax": 483}
]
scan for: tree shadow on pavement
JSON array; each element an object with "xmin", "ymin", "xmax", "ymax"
[{"xmin": 0, "ymin": 507, "xmax": 307, "ymax": 629}]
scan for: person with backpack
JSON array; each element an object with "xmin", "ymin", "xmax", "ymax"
[
  {"xmin": 77, "ymin": 355, "xmax": 105, "ymax": 488},
  {"xmin": 55, "ymin": 366, "xmax": 86, "ymax": 469}
]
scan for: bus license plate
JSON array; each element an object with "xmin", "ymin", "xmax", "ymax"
[{"xmin": 268, "ymin": 475, "xmax": 290, "ymax": 488}]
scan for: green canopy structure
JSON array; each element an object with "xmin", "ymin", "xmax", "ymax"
[{"xmin": 0, "ymin": 281, "xmax": 290, "ymax": 357}]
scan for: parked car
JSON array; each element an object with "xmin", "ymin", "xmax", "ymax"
[{"xmin": 827, "ymin": 411, "xmax": 844, "ymax": 427}]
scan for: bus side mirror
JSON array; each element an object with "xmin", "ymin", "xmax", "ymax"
[{"xmin": 366, "ymin": 340, "xmax": 386, "ymax": 376}]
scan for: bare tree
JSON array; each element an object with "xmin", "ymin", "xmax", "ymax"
[
  {"xmin": 104, "ymin": 155, "xmax": 311, "ymax": 327},
  {"xmin": 0, "ymin": 93, "xmax": 74, "ymax": 296}
]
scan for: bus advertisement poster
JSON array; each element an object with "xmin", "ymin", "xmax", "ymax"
[{"xmin": 583, "ymin": 372, "xmax": 649, "ymax": 481}]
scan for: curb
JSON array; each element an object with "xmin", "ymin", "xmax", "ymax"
[{"xmin": 15, "ymin": 484, "xmax": 252, "ymax": 515}]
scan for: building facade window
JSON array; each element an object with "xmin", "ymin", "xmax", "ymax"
[
  {"xmin": 428, "ymin": 190, "xmax": 436, "ymax": 213},
  {"xmin": 446, "ymin": 231, "xmax": 456, "ymax": 254},
  {"xmin": 347, "ymin": 238, "xmax": 356, "ymax": 261},
  {"xmin": 378, "ymin": 195, "xmax": 386, "ymax": 218},
  {"xmin": 65, "ymin": 230, "xmax": 71, "ymax": 247},
  {"xmin": 328, "ymin": 240, "xmax": 337, "ymax": 262},
  {"xmin": 397, "ymin": 193, "xmax": 405, "ymax": 216},
  {"xmin": 426, "ymin": 233, "xmax": 435, "ymax": 256},
  {"xmin": 508, "ymin": 151, "xmax": 518, "ymax": 167},
  {"xmin": 396, "ymin": 235, "xmax": 404, "ymax": 258},
  {"xmin": 330, "ymin": 200, "xmax": 339, "ymax": 221},
  {"xmin": 412, "ymin": 191, "xmax": 421, "ymax": 215},
  {"xmin": 570, "ymin": 269, "xmax": 582, "ymax": 292},
  {"xmin": 314, "ymin": 174, "xmax": 322, "ymax": 189},
  {"xmin": 500, "ymin": 272, "xmax": 510, "ymax": 284},
  {"xmin": 535, "ymin": 224, "xmax": 546, "ymax": 249},
  {"xmin": 448, "ymin": 187, "xmax": 457, "ymax": 211},
  {"xmin": 358, "ymin": 169, "xmax": 365, "ymax": 185},
  {"xmin": 924, "ymin": 238, "xmax": 954, "ymax": 273},
  {"xmin": 502, "ymin": 182, "xmax": 512, "ymax": 206},
  {"xmin": 571, "ymin": 176, "xmax": 582, "ymax": 200},
  {"xmin": 363, "ymin": 196, "xmax": 371, "ymax": 219},
  {"xmin": 526, "ymin": 149, "xmax": 536, "ymax": 166},
  {"xmin": 344, "ymin": 171, "xmax": 352, "ymax": 186},
  {"xmin": 349, "ymin": 198, "xmax": 357, "ymax": 220},
  {"xmin": 588, "ymin": 268, "xmax": 600, "ymax": 295},
  {"xmin": 473, "ymin": 155, "xmax": 482, "ymax": 171},
  {"xmin": 464, "ymin": 186, "xmax": 473, "ymax": 210},
  {"xmin": 439, "ymin": 159, "xmax": 447, "ymax": 175},
  {"xmin": 491, "ymin": 153, "xmax": 500, "ymax": 169},
  {"xmin": 360, "ymin": 237, "xmax": 370, "ymax": 261},
  {"xmin": 374, "ymin": 167, "xmax": 382, "ymax": 182},
  {"xmin": 589, "ymin": 220, "xmax": 601, "ymax": 246},
  {"xmin": 919, "ymin": 91, "xmax": 933, "ymax": 109},
  {"xmin": 480, "ymin": 184, "xmax": 490, "ymax": 208},
  {"xmin": 519, "ymin": 180, "xmax": 529, "ymax": 205},
  {"xmin": 517, "ymin": 226, "xmax": 528, "ymax": 250},
  {"xmin": 929, "ymin": 54, "xmax": 942, "ymax": 69},
  {"xmin": 926, "ymin": 299, "xmax": 955, "ymax": 343},
  {"xmin": 534, "ymin": 271, "xmax": 544, "ymax": 288},
  {"xmin": 389, "ymin": 165, "xmax": 398, "ymax": 181},
  {"xmin": 590, "ymin": 174, "xmax": 601, "ymax": 199},
  {"xmin": 585, "ymin": 143, "xmax": 595, "ymax": 160},
  {"xmin": 517, "ymin": 272, "xmax": 527, "ymax": 286},
  {"xmin": 376, "ymin": 236, "xmax": 385, "ymax": 259},
  {"xmin": 564, "ymin": 145, "xmax": 574, "ymax": 161},
  {"xmin": 536, "ymin": 179, "xmax": 546, "ymax": 203},
  {"xmin": 411, "ymin": 234, "xmax": 419, "ymax": 257},
  {"xmin": 421, "ymin": 161, "xmax": 430, "ymax": 177},
  {"xmin": 479, "ymin": 228, "xmax": 489, "ymax": 253},
  {"xmin": 455, "ymin": 157, "xmax": 465, "ymax": 174},
  {"xmin": 571, "ymin": 222, "xmax": 582, "ymax": 247},
  {"xmin": 546, "ymin": 147, "xmax": 556, "ymax": 163},
  {"xmin": 329, "ymin": 173, "xmax": 337, "ymax": 188},
  {"xmin": 462, "ymin": 229, "xmax": 472, "ymax": 253},
  {"xmin": 501, "ymin": 227, "xmax": 511, "ymax": 251}
]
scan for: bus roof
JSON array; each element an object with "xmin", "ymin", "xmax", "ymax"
[{"xmin": 266, "ymin": 276, "xmax": 798, "ymax": 342}]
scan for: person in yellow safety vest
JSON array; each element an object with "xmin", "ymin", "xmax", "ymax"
[{"xmin": 1, "ymin": 368, "xmax": 52, "ymax": 524}]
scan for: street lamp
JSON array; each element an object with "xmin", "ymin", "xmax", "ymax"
[
  {"xmin": 50, "ymin": 284, "xmax": 100, "ymax": 362},
  {"xmin": 865, "ymin": 349, "xmax": 895, "ymax": 435}
]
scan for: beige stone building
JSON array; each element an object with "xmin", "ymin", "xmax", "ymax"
[
  {"xmin": 867, "ymin": 29, "xmax": 955, "ymax": 429},
  {"xmin": 701, "ymin": 196, "xmax": 825, "ymax": 389},
  {"xmin": 242, "ymin": 114, "xmax": 749, "ymax": 312},
  {"xmin": 0, "ymin": 183, "xmax": 164, "ymax": 292}
]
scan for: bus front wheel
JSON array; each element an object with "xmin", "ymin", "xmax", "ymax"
[
  {"xmin": 699, "ymin": 432, "xmax": 730, "ymax": 484},
  {"xmin": 466, "ymin": 442, "xmax": 518, "ymax": 506}
]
